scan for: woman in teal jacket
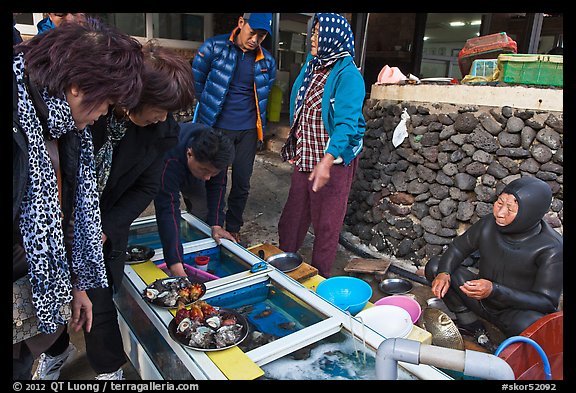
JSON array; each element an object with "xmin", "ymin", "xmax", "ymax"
[{"xmin": 279, "ymin": 13, "xmax": 366, "ymax": 277}]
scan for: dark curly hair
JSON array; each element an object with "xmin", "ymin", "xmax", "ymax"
[
  {"xmin": 15, "ymin": 17, "xmax": 144, "ymax": 112},
  {"xmin": 186, "ymin": 124, "xmax": 235, "ymax": 170},
  {"xmin": 129, "ymin": 39, "xmax": 195, "ymax": 115}
]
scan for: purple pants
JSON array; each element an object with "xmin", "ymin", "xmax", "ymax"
[{"xmin": 278, "ymin": 157, "xmax": 358, "ymax": 277}]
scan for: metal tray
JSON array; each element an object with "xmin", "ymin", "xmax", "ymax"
[
  {"xmin": 126, "ymin": 244, "xmax": 155, "ymax": 264},
  {"xmin": 142, "ymin": 277, "xmax": 206, "ymax": 309},
  {"xmin": 168, "ymin": 308, "xmax": 249, "ymax": 351},
  {"xmin": 378, "ymin": 278, "xmax": 413, "ymax": 295},
  {"xmin": 266, "ymin": 252, "xmax": 303, "ymax": 273}
]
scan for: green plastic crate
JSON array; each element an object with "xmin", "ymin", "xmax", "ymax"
[{"xmin": 497, "ymin": 54, "xmax": 563, "ymax": 86}]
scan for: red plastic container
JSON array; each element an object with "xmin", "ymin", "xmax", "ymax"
[
  {"xmin": 458, "ymin": 32, "xmax": 517, "ymax": 77},
  {"xmin": 194, "ymin": 255, "xmax": 210, "ymax": 271}
]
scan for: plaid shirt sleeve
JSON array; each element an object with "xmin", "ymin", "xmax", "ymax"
[{"xmin": 294, "ymin": 68, "xmax": 330, "ymax": 172}]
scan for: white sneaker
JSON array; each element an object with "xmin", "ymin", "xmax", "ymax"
[
  {"xmin": 95, "ymin": 368, "xmax": 124, "ymax": 380},
  {"xmin": 32, "ymin": 343, "xmax": 76, "ymax": 380}
]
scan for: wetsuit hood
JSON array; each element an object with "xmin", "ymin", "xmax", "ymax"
[{"xmin": 498, "ymin": 176, "xmax": 552, "ymax": 234}]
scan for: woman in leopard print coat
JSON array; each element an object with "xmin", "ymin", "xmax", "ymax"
[{"xmin": 13, "ymin": 18, "xmax": 144, "ymax": 380}]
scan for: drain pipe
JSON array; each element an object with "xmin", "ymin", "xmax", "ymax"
[{"xmin": 376, "ymin": 338, "xmax": 515, "ymax": 380}]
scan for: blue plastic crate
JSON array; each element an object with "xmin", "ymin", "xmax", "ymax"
[{"xmin": 470, "ymin": 59, "xmax": 498, "ymax": 77}]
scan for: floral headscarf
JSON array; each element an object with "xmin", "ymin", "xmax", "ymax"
[{"xmin": 293, "ymin": 13, "xmax": 356, "ymax": 120}]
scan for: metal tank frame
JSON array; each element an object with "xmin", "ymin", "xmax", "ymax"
[{"xmin": 116, "ymin": 212, "xmax": 453, "ymax": 380}]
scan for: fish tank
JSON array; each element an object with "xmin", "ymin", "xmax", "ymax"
[
  {"xmin": 128, "ymin": 213, "xmax": 209, "ymax": 250},
  {"xmin": 140, "ymin": 241, "xmax": 264, "ymax": 286},
  {"xmin": 260, "ymin": 331, "xmax": 418, "ymax": 380},
  {"xmin": 206, "ymin": 278, "xmax": 326, "ymax": 343},
  {"xmin": 119, "ymin": 213, "xmax": 451, "ymax": 380},
  {"xmin": 204, "ymin": 278, "xmax": 419, "ymax": 380},
  {"xmin": 129, "ymin": 214, "xmax": 261, "ymax": 282}
]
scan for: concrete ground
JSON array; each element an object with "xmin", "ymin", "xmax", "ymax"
[{"xmin": 50, "ymin": 119, "xmax": 501, "ymax": 380}]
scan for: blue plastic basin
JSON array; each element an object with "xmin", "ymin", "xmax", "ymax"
[{"xmin": 316, "ymin": 276, "xmax": 373, "ymax": 315}]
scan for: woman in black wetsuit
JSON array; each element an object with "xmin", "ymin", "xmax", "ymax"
[{"xmin": 425, "ymin": 176, "xmax": 563, "ymax": 344}]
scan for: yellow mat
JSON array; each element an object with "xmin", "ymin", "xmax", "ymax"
[{"xmin": 130, "ymin": 261, "xmax": 264, "ymax": 380}]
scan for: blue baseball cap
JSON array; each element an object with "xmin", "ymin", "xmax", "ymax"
[{"xmin": 243, "ymin": 13, "xmax": 273, "ymax": 35}]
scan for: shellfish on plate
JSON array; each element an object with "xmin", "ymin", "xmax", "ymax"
[
  {"xmin": 168, "ymin": 301, "xmax": 249, "ymax": 351},
  {"xmin": 142, "ymin": 276, "xmax": 206, "ymax": 308}
]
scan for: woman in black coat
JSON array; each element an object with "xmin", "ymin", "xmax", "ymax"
[{"xmin": 33, "ymin": 40, "xmax": 195, "ymax": 380}]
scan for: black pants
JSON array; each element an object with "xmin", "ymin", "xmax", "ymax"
[
  {"xmin": 85, "ymin": 286, "xmax": 126, "ymax": 373},
  {"xmin": 425, "ymin": 256, "xmax": 544, "ymax": 336},
  {"xmin": 13, "ymin": 343, "xmax": 33, "ymax": 380},
  {"xmin": 215, "ymin": 127, "xmax": 258, "ymax": 233},
  {"xmin": 49, "ymin": 286, "xmax": 126, "ymax": 374}
]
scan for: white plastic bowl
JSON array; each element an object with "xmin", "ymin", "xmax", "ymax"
[{"xmin": 356, "ymin": 304, "xmax": 413, "ymax": 339}]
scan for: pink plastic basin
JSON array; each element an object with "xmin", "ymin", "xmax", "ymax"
[{"xmin": 374, "ymin": 295, "xmax": 422, "ymax": 323}]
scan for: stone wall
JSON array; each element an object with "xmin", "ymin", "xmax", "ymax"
[{"xmin": 344, "ymin": 99, "xmax": 563, "ymax": 266}]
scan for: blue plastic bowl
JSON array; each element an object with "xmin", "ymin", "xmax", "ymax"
[{"xmin": 316, "ymin": 276, "xmax": 373, "ymax": 315}]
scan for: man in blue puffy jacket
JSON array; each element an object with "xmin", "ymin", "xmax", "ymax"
[{"xmin": 192, "ymin": 13, "xmax": 276, "ymax": 243}]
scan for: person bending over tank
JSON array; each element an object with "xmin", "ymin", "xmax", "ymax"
[{"xmin": 154, "ymin": 123, "xmax": 236, "ymax": 278}]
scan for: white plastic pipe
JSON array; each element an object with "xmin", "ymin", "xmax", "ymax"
[{"xmin": 376, "ymin": 338, "xmax": 515, "ymax": 380}]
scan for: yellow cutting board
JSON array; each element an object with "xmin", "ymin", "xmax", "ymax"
[{"xmin": 131, "ymin": 261, "xmax": 264, "ymax": 380}]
